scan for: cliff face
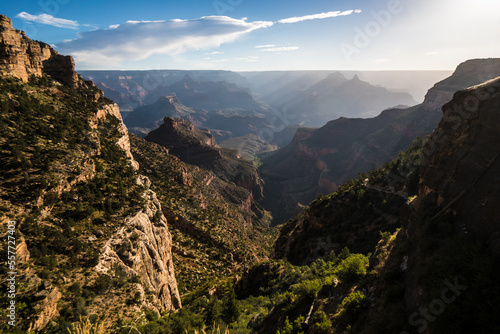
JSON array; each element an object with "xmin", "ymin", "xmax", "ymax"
[
  {"xmin": 422, "ymin": 58, "xmax": 500, "ymax": 111},
  {"xmin": 0, "ymin": 14, "xmax": 78, "ymax": 87},
  {"xmin": 419, "ymin": 77, "xmax": 500, "ymax": 254},
  {"xmin": 96, "ymin": 176, "xmax": 181, "ymax": 313},
  {"xmin": 0, "ymin": 15, "xmax": 180, "ymax": 331}
]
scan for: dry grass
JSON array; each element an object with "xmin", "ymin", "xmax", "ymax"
[{"xmin": 67, "ymin": 316, "xmax": 107, "ymax": 334}]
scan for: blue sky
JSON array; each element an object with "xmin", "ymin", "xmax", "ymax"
[{"xmin": 2, "ymin": 0, "xmax": 500, "ymax": 71}]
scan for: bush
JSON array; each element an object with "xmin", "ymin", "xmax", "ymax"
[
  {"xmin": 341, "ymin": 291, "xmax": 369, "ymax": 317},
  {"xmin": 313, "ymin": 311, "xmax": 332, "ymax": 334},
  {"xmin": 291, "ymin": 278, "xmax": 323, "ymax": 299},
  {"xmin": 335, "ymin": 254, "xmax": 369, "ymax": 282}
]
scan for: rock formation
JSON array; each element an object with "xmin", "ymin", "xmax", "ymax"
[
  {"xmin": 28, "ymin": 286, "xmax": 62, "ymax": 332},
  {"xmin": 0, "ymin": 14, "xmax": 79, "ymax": 87},
  {"xmin": 96, "ymin": 176, "xmax": 181, "ymax": 313},
  {"xmin": 146, "ymin": 117, "xmax": 221, "ymax": 166},
  {"xmin": 419, "ymin": 76, "xmax": 500, "ymax": 254}
]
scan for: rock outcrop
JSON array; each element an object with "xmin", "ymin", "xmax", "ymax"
[
  {"xmin": 420, "ymin": 76, "xmax": 500, "ymax": 254},
  {"xmin": 422, "ymin": 58, "xmax": 500, "ymax": 111},
  {"xmin": 96, "ymin": 175, "xmax": 181, "ymax": 312},
  {"xmin": 0, "ymin": 14, "xmax": 79, "ymax": 87},
  {"xmin": 28, "ymin": 286, "xmax": 62, "ymax": 332},
  {"xmin": 146, "ymin": 117, "xmax": 221, "ymax": 166},
  {"xmin": 146, "ymin": 117, "xmax": 267, "ymax": 202}
]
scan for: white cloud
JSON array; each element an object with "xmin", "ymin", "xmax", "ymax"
[
  {"xmin": 205, "ymin": 51, "xmax": 224, "ymax": 55},
  {"xmin": 57, "ymin": 16, "xmax": 273, "ymax": 67},
  {"xmin": 261, "ymin": 46, "xmax": 299, "ymax": 52},
  {"xmin": 255, "ymin": 44, "xmax": 276, "ymax": 48},
  {"xmin": 278, "ymin": 9, "xmax": 361, "ymax": 24},
  {"xmin": 16, "ymin": 12, "xmax": 79, "ymax": 29}
]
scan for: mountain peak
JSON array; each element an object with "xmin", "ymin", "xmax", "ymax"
[{"xmin": 352, "ymin": 74, "xmax": 361, "ymax": 81}]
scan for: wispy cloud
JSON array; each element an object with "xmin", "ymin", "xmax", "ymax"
[
  {"xmin": 205, "ymin": 51, "xmax": 224, "ymax": 55},
  {"xmin": 255, "ymin": 44, "xmax": 276, "ymax": 49},
  {"xmin": 278, "ymin": 9, "xmax": 361, "ymax": 24},
  {"xmin": 260, "ymin": 46, "xmax": 299, "ymax": 52},
  {"xmin": 16, "ymin": 12, "xmax": 79, "ymax": 29},
  {"xmin": 57, "ymin": 16, "xmax": 273, "ymax": 67}
]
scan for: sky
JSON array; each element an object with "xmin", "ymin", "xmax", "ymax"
[{"xmin": 2, "ymin": 0, "xmax": 500, "ymax": 71}]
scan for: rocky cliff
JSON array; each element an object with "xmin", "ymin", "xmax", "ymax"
[
  {"xmin": 421, "ymin": 58, "xmax": 500, "ymax": 111},
  {"xmin": 129, "ymin": 135, "xmax": 275, "ymax": 295},
  {"xmin": 96, "ymin": 176, "xmax": 181, "ymax": 314},
  {"xmin": 0, "ymin": 14, "xmax": 79, "ymax": 87},
  {"xmin": 0, "ymin": 15, "xmax": 180, "ymax": 331},
  {"xmin": 419, "ymin": 76, "xmax": 500, "ymax": 254}
]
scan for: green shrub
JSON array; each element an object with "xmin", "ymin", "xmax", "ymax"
[
  {"xmin": 313, "ymin": 311, "xmax": 332, "ymax": 333},
  {"xmin": 291, "ymin": 278, "xmax": 323, "ymax": 299},
  {"xmin": 341, "ymin": 291, "xmax": 369, "ymax": 317},
  {"xmin": 335, "ymin": 254, "xmax": 369, "ymax": 282}
]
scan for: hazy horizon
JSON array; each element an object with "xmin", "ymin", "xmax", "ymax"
[{"xmin": 3, "ymin": 0, "xmax": 499, "ymax": 71}]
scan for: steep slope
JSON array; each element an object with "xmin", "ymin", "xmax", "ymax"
[
  {"xmin": 272, "ymin": 138, "xmax": 422, "ymax": 265},
  {"xmin": 0, "ymin": 15, "xmax": 180, "ymax": 332},
  {"xmin": 261, "ymin": 58, "xmax": 500, "ymax": 225}
]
